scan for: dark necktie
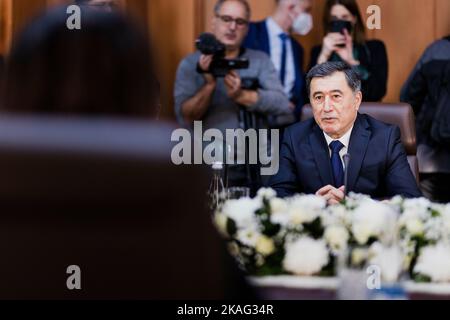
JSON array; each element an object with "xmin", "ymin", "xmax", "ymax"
[
  {"xmin": 279, "ymin": 33, "xmax": 289, "ymax": 86},
  {"xmin": 329, "ymin": 141, "xmax": 345, "ymax": 188}
]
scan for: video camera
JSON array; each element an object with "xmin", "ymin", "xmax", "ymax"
[{"xmin": 195, "ymin": 33, "xmax": 249, "ymax": 77}]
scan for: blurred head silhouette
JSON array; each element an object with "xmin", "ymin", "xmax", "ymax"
[
  {"xmin": 2, "ymin": 6, "xmax": 159, "ymax": 118},
  {"xmin": 75, "ymin": 0, "xmax": 118, "ymax": 12}
]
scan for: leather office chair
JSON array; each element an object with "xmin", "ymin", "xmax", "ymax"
[
  {"xmin": 0, "ymin": 115, "xmax": 252, "ymax": 299},
  {"xmin": 301, "ymin": 103, "xmax": 420, "ymax": 182}
]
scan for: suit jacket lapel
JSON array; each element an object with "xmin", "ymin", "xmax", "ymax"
[
  {"xmin": 309, "ymin": 124, "xmax": 334, "ymax": 187},
  {"xmin": 261, "ymin": 20, "xmax": 271, "ymax": 55},
  {"xmin": 347, "ymin": 114, "xmax": 371, "ymax": 193}
]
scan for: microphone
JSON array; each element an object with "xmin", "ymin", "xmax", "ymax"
[{"xmin": 343, "ymin": 154, "xmax": 351, "ymax": 197}]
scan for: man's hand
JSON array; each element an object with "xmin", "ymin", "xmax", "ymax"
[
  {"xmin": 199, "ymin": 54, "xmax": 216, "ymax": 85},
  {"xmin": 224, "ymin": 70, "xmax": 242, "ymax": 100},
  {"xmin": 224, "ymin": 70, "xmax": 259, "ymax": 106},
  {"xmin": 316, "ymin": 185, "xmax": 346, "ymax": 205}
]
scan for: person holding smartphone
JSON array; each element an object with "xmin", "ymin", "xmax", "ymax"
[{"xmin": 309, "ymin": 0, "xmax": 388, "ymax": 102}]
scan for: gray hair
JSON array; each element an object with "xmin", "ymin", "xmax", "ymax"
[
  {"xmin": 306, "ymin": 61, "xmax": 362, "ymax": 95},
  {"xmin": 214, "ymin": 0, "xmax": 251, "ymax": 20}
]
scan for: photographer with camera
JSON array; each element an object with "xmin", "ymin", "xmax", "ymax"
[
  {"xmin": 309, "ymin": 0, "xmax": 388, "ymax": 102},
  {"xmin": 174, "ymin": 0, "xmax": 293, "ymax": 188}
]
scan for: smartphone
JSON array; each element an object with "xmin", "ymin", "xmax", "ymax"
[{"xmin": 328, "ymin": 20, "xmax": 353, "ymax": 48}]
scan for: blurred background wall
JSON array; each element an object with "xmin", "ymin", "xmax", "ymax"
[{"xmin": 1, "ymin": 0, "xmax": 449, "ymax": 119}]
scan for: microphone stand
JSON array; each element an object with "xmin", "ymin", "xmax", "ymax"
[{"xmin": 343, "ymin": 154, "xmax": 351, "ymax": 198}]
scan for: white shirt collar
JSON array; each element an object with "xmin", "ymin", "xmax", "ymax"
[
  {"xmin": 266, "ymin": 17, "xmax": 285, "ymax": 37},
  {"xmin": 323, "ymin": 126, "xmax": 354, "ymax": 149}
]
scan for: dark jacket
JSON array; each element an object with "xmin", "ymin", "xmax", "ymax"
[
  {"xmin": 244, "ymin": 20, "xmax": 305, "ymax": 119},
  {"xmin": 269, "ymin": 113, "xmax": 422, "ymax": 199},
  {"xmin": 310, "ymin": 40, "xmax": 388, "ymax": 102},
  {"xmin": 401, "ymin": 36, "xmax": 450, "ymax": 145},
  {"xmin": 400, "ymin": 36, "xmax": 450, "ymax": 174}
]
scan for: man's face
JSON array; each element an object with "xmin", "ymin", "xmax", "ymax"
[
  {"xmin": 212, "ymin": 1, "xmax": 249, "ymax": 51},
  {"xmin": 310, "ymin": 72, "xmax": 362, "ymax": 139},
  {"xmin": 286, "ymin": 0, "xmax": 313, "ymax": 17},
  {"xmin": 85, "ymin": 0, "xmax": 117, "ymax": 12}
]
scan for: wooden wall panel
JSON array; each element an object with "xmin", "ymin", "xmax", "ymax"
[
  {"xmin": 1, "ymin": 0, "xmax": 449, "ymax": 115},
  {"xmin": 0, "ymin": 0, "xmax": 12, "ymax": 54},
  {"xmin": 371, "ymin": 0, "xmax": 436, "ymax": 102},
  {"xmin": 148, "ymin": 0, "xmax": 199, "ymax": 119},
  {"xmin": 436, "ymin": 0, "xmax": 450, "ymax": 39},
  {"xmin": 200, "ymin": 0, "xmax": 449, "ymax": 103}
]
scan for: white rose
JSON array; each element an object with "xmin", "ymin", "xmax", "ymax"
[
  {"xmin": 352, "ymin": 222, "xmax": 373, "ymax": 245},
  {"xmin": 255, "ymin": 235, "xmax": 276, "ymax": 256},
  {"xmin": 283, "ymin": 237, "xmax": 329, "ymax": 276},
  {"xmin": 368, "ymin": 243, "xmax": 404, "ymax": 283},
  {"xmin": 289, "ymin": 207, "xmax": 318, "ymax": 225},
  {"xmin": 402, "ymin": 198, "xmax": 431, "ymax": 220},
  {"xmin": 221, "ymin": 197, "xmax": 261, "ymax": 229},
  {"xmin": 324, "ymin": 225, "xmax": 349, "ymax": 252},
  {"xmin": 236, "ymin": 229, "xmax": 260, "ymax": 248},
  {"xmin": 214, "ymin": 213, "xmax": 229, "ymax": 237},
  {"xmin": 324, "ymin": 205, "xmax": 349, "ymax": 227},
  {"xmin": 414, "ymin": 244, "xmax": 450, "ymax": 283},
  {"xmin": 351, "ymin": 248, "xmax": 369, "ymax": 266},
  {"xmin": 287, "ymin": 194, "xmax": 325, "ymax": 225},
  {"xmin": 257, "ymin": 188, "xmax": 277, "ymax": 200},
  {"xmin": 270, "ymin": 198, "xmax": 289, "ymax": 214},
  {"xmin": 405, "ymin": 218, "xmax": 424, "ymax": 236},
  {"xmin": 351, "ymin": 199, "xmax": 398, "ymax": 245},
  {"xmin": 442, "ymin": 205, "xmax": 450, "ymax": 237}
]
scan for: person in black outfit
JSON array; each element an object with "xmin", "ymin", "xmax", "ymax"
[
  {"xmin": 0, "ymin": 55, "xmax": 4, "ymax": 75},
  {"xmin": 401, "ymin": 36, "xmax": 450, "ymax": 203},
  {"xmin": 309, "ymin": 0, "xmax": 388, "ymax": 102}
]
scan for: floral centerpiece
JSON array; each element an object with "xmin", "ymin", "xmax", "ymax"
[{"xmin": 213, "ymin": 188, "xmax": 450, "ymax": 285}]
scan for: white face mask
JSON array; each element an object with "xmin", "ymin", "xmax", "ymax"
[{"xmin": 291, "ymin": 12, "xmax": 313, "ymax": 36}]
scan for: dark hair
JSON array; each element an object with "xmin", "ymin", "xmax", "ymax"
[
  {"xmin": 306, "ymin": 61, "xmax": 361, "ymax": 95},
  {"xmin": 1, "ymin": 6, "xmax": 159, "ymax": 118},
  {"xmin": 214, "ymin": 0, "xmax": 251, "ymax": 20},
  {"xmin": 323, "ymin": 0, "xmax": 366, "ymax": 44}
]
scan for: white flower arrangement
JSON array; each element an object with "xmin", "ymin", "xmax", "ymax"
[
  {"xmin": 283, "ymin": 237, "xmax": 329, "ymax": 276},
  {"xmin": 414, "ymin": 244, "xmax": 450, "ymax": 283},
  {"xmin": 213, "ymin": 189, "xmax": 450, "ymax": 283}
]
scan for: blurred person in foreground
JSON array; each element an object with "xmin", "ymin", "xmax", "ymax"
[
  {"xmin": 0, "ymin": 55, "xmax": 4, "ymax": 89},
  {"xmin": 270, "ymin": 62, "xmax": 421, "ymax": 203},
  {"xmin": 0, "ymin": 6, "xmax": 255, "ymax": 299},
  {"xmin": 1, "ymin": 6, "xmax": 159, "ymax": 118},
  {"xmin": 74, "ymin": 0, "xmax": 118, "ymax": 12}
]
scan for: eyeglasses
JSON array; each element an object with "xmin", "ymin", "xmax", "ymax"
[{"xmin": 216, "ymin": 14, "xmax": 249, "ymax": 27}]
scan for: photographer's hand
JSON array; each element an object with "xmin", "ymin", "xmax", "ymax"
[
  {"xmin": 224, "ymin": 70, "xmax": 242, "ymax": 99},
  {"xmin": 318, "ymin": 32, "xmax": 345, "ymax": 64},
  {"xmin": 199, "ymin": 54, "xmax": 216, "ymax": 85},
  {"xmin": 334, "ymin": 29, "xmax": 360, "ymax": 66},
  {"xmin": 225, "ymin": 71, "xmax": 259, "ymax": 107}
]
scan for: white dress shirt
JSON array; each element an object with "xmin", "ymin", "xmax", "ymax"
[
  {"xmin": 266, "ymin": 17, "xmax": 295, "ymax": 98},
  {"xmin": 323, "ymin": 127, "xmax": 354, "ymax": 169}
]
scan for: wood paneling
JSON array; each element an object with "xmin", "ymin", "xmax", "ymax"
[
  {"xmin": 0, "ymin": 0, "xmax": 12, "ymax": 54},
  {"xmin": 148, "ymin": 0, "xmax": 200, "ymax": 119},
  {"xmin": 436, "ymin": 0, "xmax": 450, "ymax": 39},
  {"xmin": 201, "ymin": 0, "xmax": 450, "ymax": 103},
  {"xmin": 1, "ymin": 0, "xmax": 449, "ymax": 114}
]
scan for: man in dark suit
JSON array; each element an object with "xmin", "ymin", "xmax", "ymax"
[
  {"xmin": 270, "ymin": 61, "xmax": 422, "ymax": 203},
  {"xmin": 243, "ymin": 0, "xmax": 313, "ymax": 120}
]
